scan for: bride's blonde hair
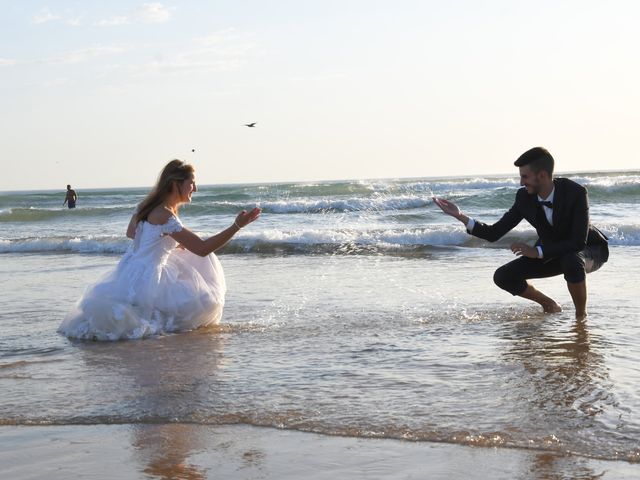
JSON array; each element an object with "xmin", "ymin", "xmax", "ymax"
[{"xmin": 136, "ymin": 159, "xmax": 194, "ymax": 221}]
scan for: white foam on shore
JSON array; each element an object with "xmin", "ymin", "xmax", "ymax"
[
  {"xmin": 237, "ymin": 225, "xmax": 472, "ymax": 247},
  {"xmin": 1, "ymin": 223, "xmax": 638, "ymax": 255}
]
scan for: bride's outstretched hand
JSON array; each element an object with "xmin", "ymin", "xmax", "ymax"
[{"xmin": 235, "ymin": 207, "xmax": 262, "ymax": 228}]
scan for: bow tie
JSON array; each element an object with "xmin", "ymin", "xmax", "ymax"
[{"xmin": 537, "ymin": 200, "xmax": 553, "ymax": 208}]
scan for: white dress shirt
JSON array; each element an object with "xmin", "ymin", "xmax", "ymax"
[{"xmin": 535, "ymin": 188, "xmax": 555, "ymax": 258}]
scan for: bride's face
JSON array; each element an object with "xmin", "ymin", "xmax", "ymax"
[{"xmin": 178, "ymin": 173, "xmax": 197, "ymax": 203}]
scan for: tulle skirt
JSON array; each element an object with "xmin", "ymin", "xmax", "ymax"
[{"xmin": 58, "ymin": 249, "xmax": 226, "ymax": 341}]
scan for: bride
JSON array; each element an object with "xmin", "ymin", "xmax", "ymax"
[{"xmin": 58, "ymin": 159, "xmax": 260, "ymax": 340}]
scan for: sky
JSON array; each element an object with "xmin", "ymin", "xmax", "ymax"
[{"xmin": 1, "ymin": 1, "xmax": 639, "ymax": 190}]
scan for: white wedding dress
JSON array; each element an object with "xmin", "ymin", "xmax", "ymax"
[{"xmin": 58, "ymin": 215, "xmax": 226, "ymax": 340}]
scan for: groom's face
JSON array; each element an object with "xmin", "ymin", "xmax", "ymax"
[{"xmin": 518, "ymin": 165, "xmax": 543, "ymax": 195}]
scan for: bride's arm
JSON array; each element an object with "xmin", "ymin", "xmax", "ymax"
[
  {"xmin": 126, "ymin": 213, "xmax": 138, "ymax": 239},
  {"xmin": 171, "ymin": 224, "xmax": 239, "ymax": 256},
  {"xmin": 170, "ymin": 208, "xmax": 261, "ymax": 256}
]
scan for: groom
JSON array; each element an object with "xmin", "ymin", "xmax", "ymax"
[{"xmin": 434, "ymin": 147, "xmax": 609, "ymax": 318}]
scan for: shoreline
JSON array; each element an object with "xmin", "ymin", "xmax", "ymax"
[{"xmin": 1, "ymin": 424, "xmax": 638, "ymax": 479}]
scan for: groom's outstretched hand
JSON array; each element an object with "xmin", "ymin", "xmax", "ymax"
[
  {"xmin": 432, "ymin": 197, "xmax": 460, "ymax": 217},
  {"xmin": 235, "ymin": 207, "xmax": 262, "ymax": 228},
  {"xmin": 432, "ymin": 197, "xmax": 469, "ymax": 225}
]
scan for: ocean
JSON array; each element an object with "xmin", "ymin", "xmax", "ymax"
[{"xmin": 1, "ymin": 171, "xmax": 639, "ymax": 470}]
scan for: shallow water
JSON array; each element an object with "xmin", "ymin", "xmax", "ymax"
[{"xmin": 1, "ymin": 247, "xmax": 639, "ymax": 463}]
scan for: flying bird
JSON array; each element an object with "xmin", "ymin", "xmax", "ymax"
[{"xmin": 244, "ymin": 122, "xmax": 256, "ymax": 127}]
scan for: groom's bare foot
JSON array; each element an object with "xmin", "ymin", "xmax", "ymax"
[
  {"xmin": 519, "ymin": 286, "xmax": 562, "ymax": 314},
  {"xmin": 542, "ymin": 301, "xmax": 562, "ymax": 314}
]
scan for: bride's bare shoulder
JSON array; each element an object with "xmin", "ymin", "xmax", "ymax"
[{"xmin": 146, "ymin": 206, "xmax": 173, "ymax": 225}]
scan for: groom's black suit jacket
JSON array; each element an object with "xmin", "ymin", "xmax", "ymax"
[{"xmin": 470, "ymin": 178, "xmax": 608, "ymax": 260}]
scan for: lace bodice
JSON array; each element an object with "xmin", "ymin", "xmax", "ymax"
[{"xmin": 130, "ymin": 215, "xmax": 184, "ymax": 263}]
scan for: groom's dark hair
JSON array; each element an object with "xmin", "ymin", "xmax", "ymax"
[{"xmin": 514, "ymin": 147, "xmax": 554, "ymax": 176}]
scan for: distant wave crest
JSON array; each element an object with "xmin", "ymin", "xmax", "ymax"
[
  {"xmin": 0, "ymin": 236, "xmax": 130, "ymax": 254},
  {"xmin": 0, "ymin": 205, "xmax": 135, "ymax": 222}
]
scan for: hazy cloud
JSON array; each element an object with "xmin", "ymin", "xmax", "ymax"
[
  {"xmin": 137, "ymin": 3, "xmax": 172, "ymax": 23},
  {"xmin": 31, "ymin": 8, "xmax": 62, "ymax": 25},
  {"xmin": 31, "ymin": 8, "xmax": 81, "ymax": 26},
  {"xmin": 95, "ymin": 16, "xmax": 129, "ymax": 27},
  {"xmin": 0, "ymin": 58, "xmax": 19, "ymax": 67},
  {"xmin": 0, "ymin": 46, "xmax": 124, "ymax": 70},
  {"xmin": 48, "ymin": 46, "xmax": 127, "ymax": 65},
  {"xmin": 95, "ymin": 3, "xmax": 172, "ymax": 27},
  {"xmin": 41, "ymin": 77, "xmax": 71, "ymax": 88},
  {"xmin": 135, "ymin": 57, "xmax": 242, "ymax": 75},
  {"xmin": 30, "ymin": 4, "xmax": 172, "ymax": 29},
  {"xmin": 5, "ymin": 25, "xmax": 252, "ymax": 80},
  {"xmin": 196, "ymin": 28, "xmax": 248, "ymax": 46},
  {"xmin": 132, "ymin": 30, "xmax": 255, "ymax": 76},
  {"xmin": 66, "ymin": 17, "xmax": 83, "ymax": 27}
]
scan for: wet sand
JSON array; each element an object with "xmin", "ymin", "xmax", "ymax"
[{"xmin": 1, "ymin": 424, "xmax": 638, "ymax": 479}]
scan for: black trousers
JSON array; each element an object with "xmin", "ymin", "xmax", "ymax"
[{"xmin": 493, "ymin": 244, "xmax": 609, "ymax": 296}]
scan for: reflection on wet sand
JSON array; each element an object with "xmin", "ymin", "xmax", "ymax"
[
  {"xmin": 136, "ymin": 424, "xmax": 207, "ymax": 480},
  {"xmin": 528, "ymin": 452, "xmax": 607, "ymax": 480},
  {"xmin": 500, "ymin": 314, "xmax": 616, "ymax": 477},
  {"xmin": 77, "ymin": 328, "xmax": 228, "ymax": 479}
]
